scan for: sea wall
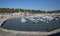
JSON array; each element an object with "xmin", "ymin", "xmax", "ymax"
[{"xmin": 0, "ymin": 27, "xmax": 60, "ymax": 36}]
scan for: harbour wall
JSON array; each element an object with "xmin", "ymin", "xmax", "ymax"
[{"xmin": 0, "ymin": 13, "xmax": 60, "ymax": 36}]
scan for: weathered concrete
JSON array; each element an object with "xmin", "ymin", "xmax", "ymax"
[
  {"xmin": 0, "ymin": 15, "xmax": 20, "ymax": 26},
  {"xmin": 0, "ymin": 17, "xmax": 13, "ymax": 26}
]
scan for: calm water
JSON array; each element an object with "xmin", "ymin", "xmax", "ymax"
[{"xmin": 1, "ymin": 18, "xmax": 60, "ymax": 32}]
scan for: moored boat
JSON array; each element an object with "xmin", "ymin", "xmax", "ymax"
[{"xmin": 20, "ymin": 17, "xmax": 27, "ymax": 23}]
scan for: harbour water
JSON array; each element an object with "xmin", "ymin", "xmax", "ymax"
[{"xmin": 1, "ymin": 17, "xmax": 60, "ymax": 32}]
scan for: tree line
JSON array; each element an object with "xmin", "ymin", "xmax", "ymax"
[{"xmin": 0, "ymin": 8, "xmax": 60, "ymax": 13}]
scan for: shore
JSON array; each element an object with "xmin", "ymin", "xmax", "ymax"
[{"xmin": 0, "ymin": 13, "xmax": 60, "ymax": 36}]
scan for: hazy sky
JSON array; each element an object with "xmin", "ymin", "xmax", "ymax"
[{"xmin": 0, "ymin": 0, "xmax": 60, "ymax": 11}]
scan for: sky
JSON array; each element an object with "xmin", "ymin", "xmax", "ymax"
[{"xmin": 0, "ymin": 0, "xmax": 60, "ymax": 11}]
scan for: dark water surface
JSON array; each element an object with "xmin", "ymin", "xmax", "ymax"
[
  {"xmin": 1, "ymin": 18, "xmax": 60, "ymax": 32},
  {"xmin": 48, "ymin": 32, "xmax": 60, "ymax": 36}
]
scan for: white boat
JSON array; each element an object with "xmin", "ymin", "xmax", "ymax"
[
  {"xmin": 20, "ymin": 17, "xmax": 27, "ymax": 23},
  {"xmin": 55, "ymin": 18, "xmax": 58, "ymax": 20},
  {"xmin": 29, "ymin": 18, "xmax": 35, "ymax": 22},
  {"xmin": 43, "ymin": 20, "xmax": 49, "ymax": 23}
]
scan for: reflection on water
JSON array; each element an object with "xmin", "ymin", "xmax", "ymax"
[{"xmin": 1, "ymin": 17, "xmax": 60, "ymax": 32}]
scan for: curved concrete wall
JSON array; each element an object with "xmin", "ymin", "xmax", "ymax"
[{"xmin": 0, "ymin": 27, "xmax": 60, "ymax": 36}]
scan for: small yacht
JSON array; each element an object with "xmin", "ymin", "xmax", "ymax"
[
  {"xmin": 45, "ymin": 20, "xmax": 49, "ymax": 23},
  {"xmin": 28, "ymin": 17, "xmax": 39, "ymax": 24},
  {"xmin": 20, "ymin": 17, "xmax": 27, "ymax": 23},
  {"xmin": 54, "ymin": 16, "xmax": 59, "ymax": 20},
  {"xmin": 29, "ymin": 18, "xmax": 35, "ymax": 22},
  {"xmin": 40, "ymin": 19, "xmax": 44, "ymax": 21},
  {"xmin": 32, "ymin": 19, "xmax": 39, "ymax": 24},
  {"xmin": 55, "ymin": 18, "xmax": 58, "ymax": 20}
]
